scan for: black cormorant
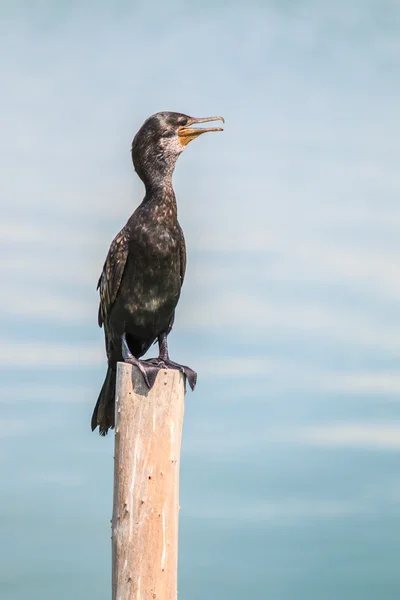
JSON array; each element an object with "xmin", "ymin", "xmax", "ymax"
[{"xmin": 91, "ymin": 111, "xmax": 224, "ymax": 435}]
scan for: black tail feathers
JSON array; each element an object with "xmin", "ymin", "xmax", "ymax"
[{"xmin": 91, "ymin": 366, "xmax": 117, "ymax": 436}]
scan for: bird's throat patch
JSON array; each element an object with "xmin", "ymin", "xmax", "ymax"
[{"xmin": 178, "ymin": 129, "xmax": 203, "ymax": 146}]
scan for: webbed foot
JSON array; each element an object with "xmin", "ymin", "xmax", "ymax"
[
  {"xmin": 121, "ymin": 334, "xmax": 197, "ymax": 390},
  {"xmin": 142, "ymin": 357, "xmax": 197, "ymax": 391},
  {"xmin": 121, "ymin": 335, "xmax": 158, "ymax": 388}
]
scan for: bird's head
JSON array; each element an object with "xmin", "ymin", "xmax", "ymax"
[{"xmin": 131, "ymin": 111, "xmax": 224, "ymax": 188}]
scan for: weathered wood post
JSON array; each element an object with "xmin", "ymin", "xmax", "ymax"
[{"xmin": 112, "ymin": 362, "xmax": 185, "ymax": 600}]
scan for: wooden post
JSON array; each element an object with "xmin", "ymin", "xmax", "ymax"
[{"xmin": 112, "ymin": 362, "xmax": 185, "ymax": 600}]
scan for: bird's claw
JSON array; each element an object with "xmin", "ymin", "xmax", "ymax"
[
  {"xmin": 121, "ymin": 335, "xmax": 197, "ymax": 390},
  {"xmin": 169, "ymin": 361, "xmax": 197, "ymax": 390},
  {"xmin": 142, "ymin": 358, "xmax": 197, "ymax": 391},
  {"xmin": 121, "ymin": 356, "xmax": 153, "ymax": 388},
  {"xmin": 121, "ymin": 335, "xmax": 158, "ymax": 388}
]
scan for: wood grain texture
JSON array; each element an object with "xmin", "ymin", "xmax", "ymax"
[{"xmin": 112, "ymin": 363, "xmax": 185, "ymax": 600}]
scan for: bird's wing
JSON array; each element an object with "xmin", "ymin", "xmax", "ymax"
[
  {"xmin": 164, "ymin": 223, "xmax": 186, "ymax": 338},
  {"xmin": 178, "ymin": 222, "xmax": 187, "ymax": 285},
  {"xmin": 97, "ymin": 228, "xmax": 129, "ymax": 328},
  {"xmin": 164, "ymin": 223, "xmax": 186, "ymax": 343}
]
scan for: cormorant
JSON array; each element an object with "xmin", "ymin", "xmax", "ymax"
[{"xmin": 91, "ymin": 111, "xmax": 224, "ymax": 435}]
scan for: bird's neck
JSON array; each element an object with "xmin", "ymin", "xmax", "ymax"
[{"xmin": 143, "ymin": 176, "xmax": 178, "ymax": 221}]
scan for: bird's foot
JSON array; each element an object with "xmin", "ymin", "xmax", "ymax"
[
  {"xmin": 122, "ymin": 356, "xmax": 160, "ymax": 389},
  {"xmin": 122, "ymin": 334, "xmax": 196, "ymax": 390},
  {"xmin": 121, "ymin": 335, "xmax": 159, "ymax": 389},
  {"xmin": 142, "ymin": 357, "xmax": 197, "ymax": 391}
]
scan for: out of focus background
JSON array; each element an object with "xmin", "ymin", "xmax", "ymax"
[{"xmin": 1, "ymin": 1, "xmax": 400, "ymax": 598}]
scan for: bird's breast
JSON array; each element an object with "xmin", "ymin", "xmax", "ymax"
[{"xmin": 122, "ymin": 225, "xmax": 181, "ymax": 317}]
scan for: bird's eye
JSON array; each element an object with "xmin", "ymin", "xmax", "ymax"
[{"xmin": 181, "ymin": 118, "xmax": 188, "ymax": 126}]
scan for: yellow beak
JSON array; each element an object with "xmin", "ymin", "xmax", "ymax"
[{"xmin": 178, "ymin": 116, "xmax": 224, "ymax": 146}]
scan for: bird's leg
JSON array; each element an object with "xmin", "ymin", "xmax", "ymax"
[
  {"xmin": 143, "ymin": 332, "xmax": 197, "ymax": 390},
  {"xmin": 158, "ymin": 332, "xmax": 169, "ymax": 362},
  {"xmin": 121, "ymin": 333, "xmax": 159, "ymax": 389}
]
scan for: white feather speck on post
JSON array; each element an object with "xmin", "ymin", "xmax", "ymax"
[{"xmin": 112, "ymin": 363, "xmax": 185, "ymax": 600}]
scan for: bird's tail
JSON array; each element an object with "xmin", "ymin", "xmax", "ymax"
[{"xmin": 91, "ymin": 365, "xmax": 116, "ymax": 435}]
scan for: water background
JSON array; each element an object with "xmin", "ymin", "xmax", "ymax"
[{"xmin": 1, "ymin": 1, "xmax": 400, "ymax": 598}]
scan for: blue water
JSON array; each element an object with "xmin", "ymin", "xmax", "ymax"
[{"xmin": 1, "ymin": 1, "xmax": 400, "ymax": 598}]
